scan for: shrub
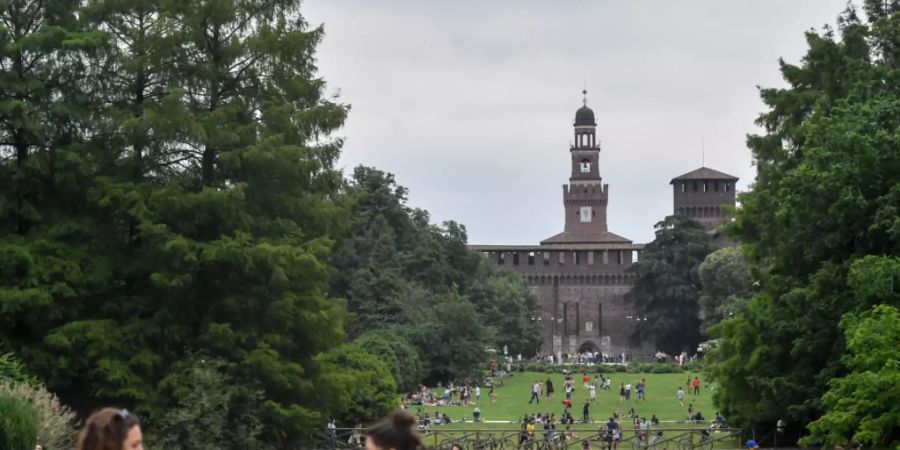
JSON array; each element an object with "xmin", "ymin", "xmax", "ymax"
[
  {"xmin": 0, "ymin": 352, "xmax": 38, "ymax": 385},
  {"xmin": 0, "ymin": 390, "xmax": 39, "ymax": 450},
  {"xmin": 0, "ymin": 383, "xmax": 77, "ymax": 450}
]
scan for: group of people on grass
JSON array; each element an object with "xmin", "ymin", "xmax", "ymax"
[
  {"xmin": 406, "ymin": 381, "xmax": 480, "ymax": 407},
  {"xmin": 529, "ymin": 371, "xmax": 613, "ymax": 405},
  {"xmin": 512, "ymin": 408, "xmax": 666, "ymax": 449},
  {"xmin": 537, "ymin": 351, "xmax": 626, "ymax": 365}
]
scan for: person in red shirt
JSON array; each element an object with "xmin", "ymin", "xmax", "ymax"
[
  {"xmin": 582, "ymin": 373, "xmax": 590, "ymax": 389},
  {"xmin": 692, "ymin": 376, "xmax": 700, "ymax": 395}
]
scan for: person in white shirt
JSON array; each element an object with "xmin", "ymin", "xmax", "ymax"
[{"xmin": 529, "ymin": 381, "xmax": 541, "ymax": 404}]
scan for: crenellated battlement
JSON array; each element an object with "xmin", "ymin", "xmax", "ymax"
[
  {"xmin": 563, "ymin": 183, "xmax": 608, "ymax": 208},
  {"xmin": 470, "ymin": 245, "xmax": 643, "ymax": 278}
]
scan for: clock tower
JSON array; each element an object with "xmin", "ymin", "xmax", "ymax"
[{"xmin": 471, "ymin": 89, "xmax": 643, "ymax": 356}]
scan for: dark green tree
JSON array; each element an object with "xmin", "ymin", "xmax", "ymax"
[
  {"xmin": 626, "ymin": 215, "xmax": 713, "ymax": 354},
  {"xmin": 801, "ymin": 299, "xmax": 900, "ymax": 448},
  {"xmin": 1, "ymin": 1, "xmax": 354, "ymax": 447},
  {"xmin": 332, "ymin": 166, "xmax": 540, "ymax": 383},
  {"xmin": 155, "ymin": 358, "xmax": 266, "ymax": 450},
  {"xmin": 706, "ymin": 2, "xmax": 900, "ymax": 442},
  {"xmin": 697, "ymin": 247, "xmax": 752, "ymax": 333},
  {"xmin": 355, "ymin": 330, "xmax": 425, "ymax": 394},
  {"xmin": 315, "ymin": 342, "xmax": 397, "ymax": 425},
  {"xmin": 468, "ymin": 268, "xmax": 541, "ymax": 357},
  {"xmin": 414, "ymin": 291, "xmax": 490, "ymax": 383}
]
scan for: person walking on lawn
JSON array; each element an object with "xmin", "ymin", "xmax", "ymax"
[{"xmin": 529, "ymin": 381, "xmax": 541, "ymax": 404}]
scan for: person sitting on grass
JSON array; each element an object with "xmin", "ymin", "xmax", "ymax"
[{"xmin": 693, "ymin": 411, "xmax": 704, "ymax": 423}]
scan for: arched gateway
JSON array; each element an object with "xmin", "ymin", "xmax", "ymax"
[{"xmin": 578, "ymin": 340, "xmax": 599, "ymax": 354}]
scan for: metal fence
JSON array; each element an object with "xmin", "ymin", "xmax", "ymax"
[{"xmin": 316, "ymin": 426, "xmax": 743, "ymax": 450}]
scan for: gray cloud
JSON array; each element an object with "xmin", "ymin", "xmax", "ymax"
[{"xmin": 304, "ymin": 0, "xmax": 849, "ymax": 244}]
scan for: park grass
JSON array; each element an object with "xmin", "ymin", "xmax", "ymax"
[
  {"xmin": 419, "ymin": 371, "xmax": 717, "ymax": 425},
  {"xmin": 412, "ymin": 371, "xmax": 738, "ymax": 449}
]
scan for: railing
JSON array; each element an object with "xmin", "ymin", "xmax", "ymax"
[{"xmin": 315, "ymin": 426, "xmax": 742, "ymax": 450}]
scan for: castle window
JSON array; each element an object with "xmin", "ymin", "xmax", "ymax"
[
  {"xmin": 558, "ymin": 252, "xmax": 565, "ymax": 265},
  {"xmin": 714, "ymin": 181, "xmax": 720, "ymax": 191},
  {"xmin": 543, "ymin": 252, "xmax": 550, "ymax": 265},
  {"xmin": 585, "ymin": 321, "xmax": 594, "ymax": 332},
  {"xmin": 725, "ymin": 182, "xmax": 731, "ymax": 192},
  {"xmin": 588, "ymin": 251, "xmax": 594, "ymax": 265},
  {"xmin": 693, "ymin": 181, "xmax": 698, "ymax": 192},
  {"xmin": 580, "ymin": 159, "xmax": 591, "ymax": 173},
  {"xmin": 681, "ymin": 182, "xmax": 686, "ymax": 192},
  {"xmin": 528, "ymin": 252, "xmax": 535, "ymax": 265},
  {"xmin": 703, "ymin": 181, "xmax": 708, "ymax": 192},
  {"xmin": 513, "ymin": 252, "xmax": 520, "ymax": 265},
  {"xmin": 617, "ymin": 250, "xmax": 622, "ymax": 264},
  {"xmin": 580, "ymin": 206, "xmax": 592, "ymax": 223},
  {"xmin": 574, "ymin": 251, "xmax": 580, "ymax": 265},
  {"xmin": 498, "ymin": 253, "xmax": 505, "ymax": 265}
]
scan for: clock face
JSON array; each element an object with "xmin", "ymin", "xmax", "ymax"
[
  {"xmin": 580, "ymin": 207, "xmax": 592, "ymax": 223},
  {"xmin": 580, "ymin": 161, "xmax": 591, "ymax": 173}
]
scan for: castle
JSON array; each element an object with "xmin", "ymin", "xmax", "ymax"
[{"xmin": 469, "ymin": 93, "xmax": 737, "ymax": 356}]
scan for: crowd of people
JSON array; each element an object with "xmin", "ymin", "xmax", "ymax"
[{"xmin": 405, "ymin": 380, "xmax": 488, "ymax": 407}]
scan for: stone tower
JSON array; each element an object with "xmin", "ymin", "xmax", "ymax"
[
  {"xmin": 542, "ymin": 91, "xmax": 626, "ymax": 245},
  {"xmin": 670, "ymin": 167, "xmax": 739, "ymax": 247},
  {"xmin": 561, "ymin": 91, "xmax": 609, "ymax": 236},
  {"xmin": 472, "ymin": 92, "xmax": 644, "ymax": 356}
]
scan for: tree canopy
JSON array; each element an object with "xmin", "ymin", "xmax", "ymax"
[
  {"xmin": 706, "ymin": 3, "xmax": 900, "ymax": 445},
  {"xmin": 697, "ymin": 247, "xmax": 752, "ymax": 333},
  {"xmin": 0, "ymin": 3, "xmax": 542, "ymax": 444},
  {"xmin": 626, "ymin": 215, "xmax": 713, "ymax": 354},
  {"xmin": 331, "ymin": 166, "xmax": 541, "ymax": 383}
]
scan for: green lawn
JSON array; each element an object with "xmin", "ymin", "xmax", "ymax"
[
  {"xmin": 410, "ymin": 371, "xmax": 740, "ymax": 449},
  {"xmin": 416, "ymin": 371, "xmax": 717, "ymax": 425}
]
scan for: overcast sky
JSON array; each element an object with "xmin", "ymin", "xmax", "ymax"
[{"xmin": 303, "ymin": 0, "xmax": 849, "ymax": 244}]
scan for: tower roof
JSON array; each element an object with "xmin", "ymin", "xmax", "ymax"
[
  {"xmin": 670, "ymin": 167, "xmax": 738, "ymax": 184},
  {"xmin": 575, "ymin": 105, "xmax": 596, "ymax": 126},
  {"xmin": 540, "ymin": 230, "xmax": 632, "ymax": 245},
  {"xmin": 574, "ymin": 89, "xmax": 596, "ymax": 126}
]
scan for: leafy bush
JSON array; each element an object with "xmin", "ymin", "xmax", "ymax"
[
  {"xmin": 0, "ymin": 390, "xmax": 39, "ymax": 450},
  {"xmin": 355, "ymin": 330, "xmax": 425, "ymax": 393},
  {"xmin": 0, "ymin": 352, "xmax": 38, "ymax": 385},
  {"xmin": 0, "ymin": 382, "xmax": 77, "ymax": 450},
  {"xmin": 154, "ymin": 358, "xmax": 266, "ymax": 450}
]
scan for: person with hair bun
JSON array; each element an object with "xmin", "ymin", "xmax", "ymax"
[
  {"xmin": 76, "ymin": 407, "xmax": 143, "ymax": 450},
  {"xmin": 366, "ymin": 410, "xmax": 424, "ymax": 450}
]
